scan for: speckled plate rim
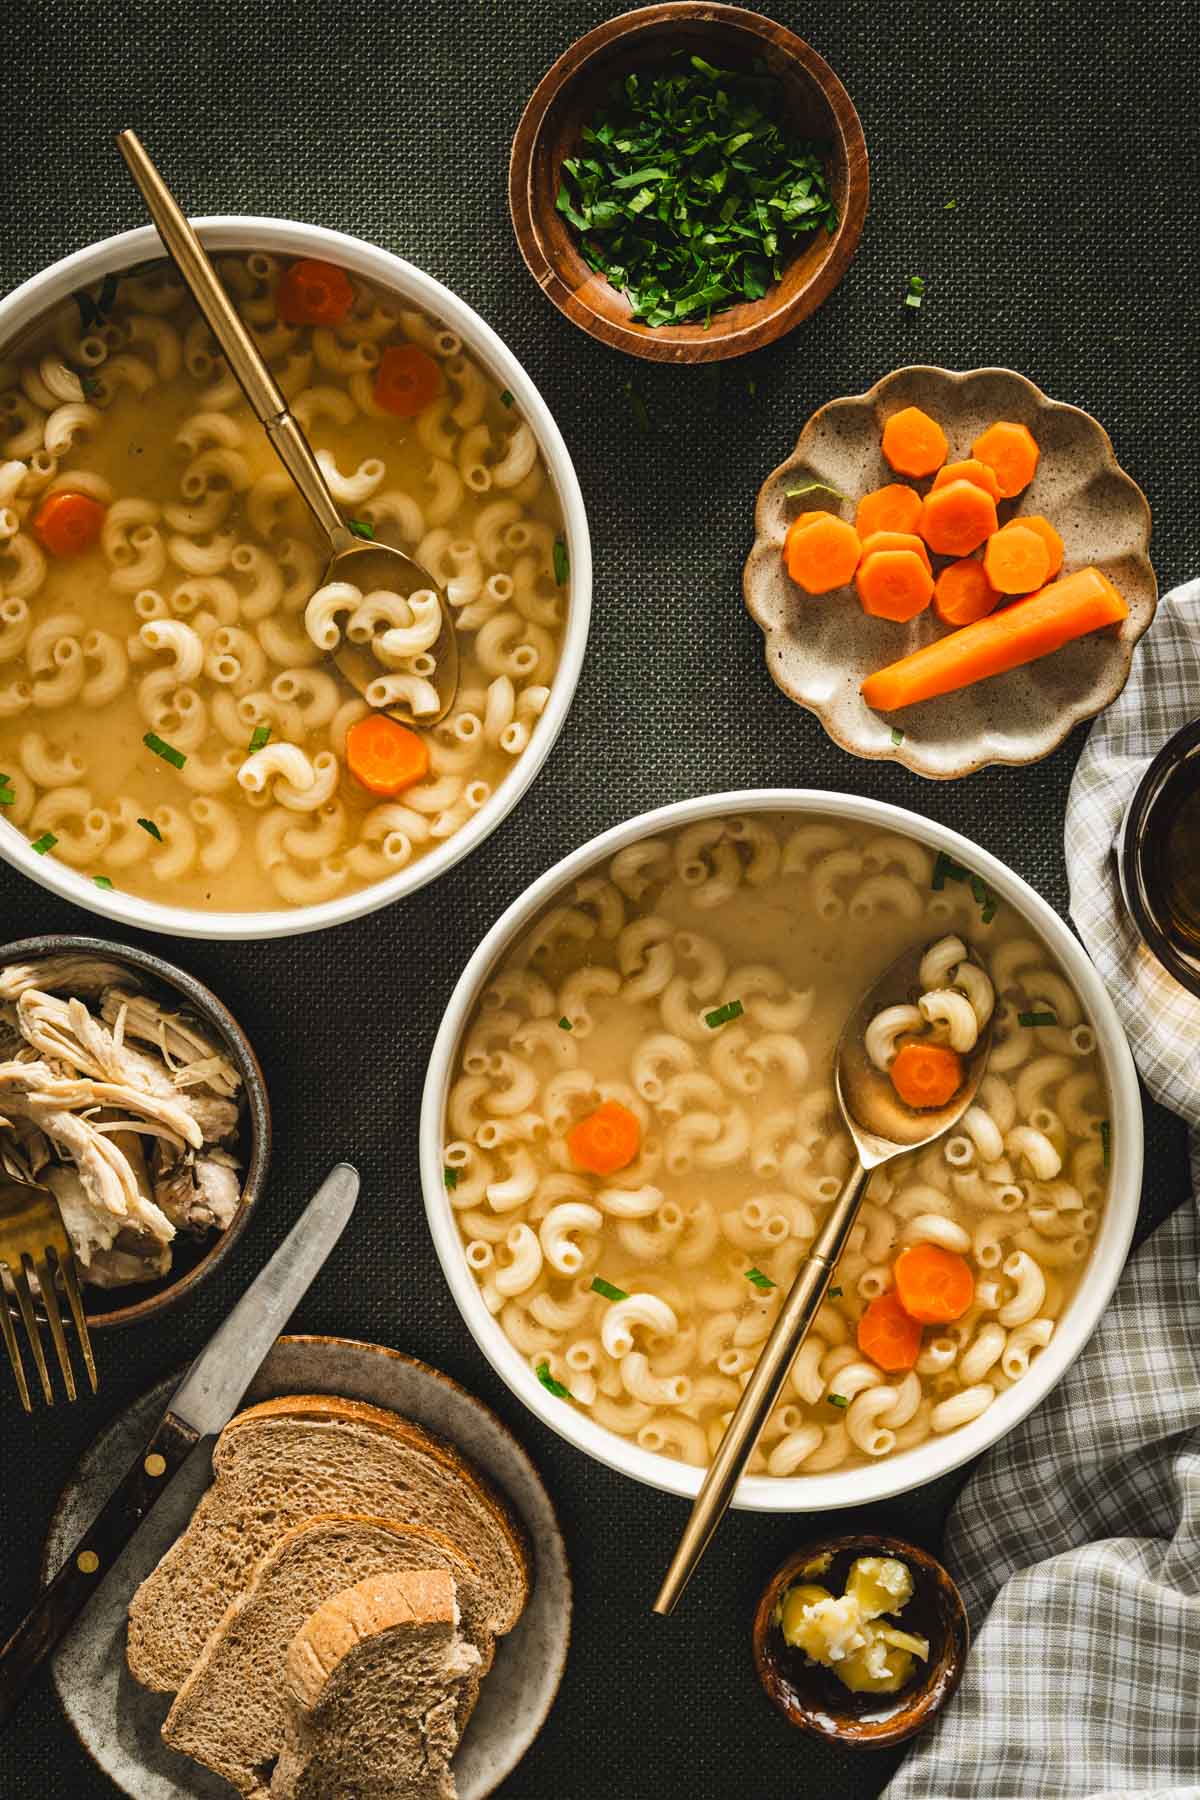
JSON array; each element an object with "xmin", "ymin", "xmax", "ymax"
[
  {"xmin": 743, "ymin": 364, "xmax": 1156, "ymax": 778},
  {"xmin": 42, "ymin": 1334, "xmax": 572, "ymax": 1800}
]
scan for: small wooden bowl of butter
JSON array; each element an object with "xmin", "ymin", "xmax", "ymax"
[{"xmin": 752, "ymin": 1533, "xmax": 968, "ymax": 1747}]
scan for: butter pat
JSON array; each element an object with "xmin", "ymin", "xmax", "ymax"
[{"xmin": 779, "ymin": 1556, "xmax": 930, "ymax": 1696}]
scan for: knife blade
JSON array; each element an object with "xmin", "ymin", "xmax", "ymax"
[{"xmin": 0, "ymin": 1160, "xmax": 359, "ymax": 1724}]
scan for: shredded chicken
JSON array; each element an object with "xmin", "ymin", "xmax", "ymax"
[{"xmin": 0, "ymin": 959, "xmax": 246, "ymax": 1288}]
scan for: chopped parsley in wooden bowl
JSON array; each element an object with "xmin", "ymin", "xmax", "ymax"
[{"xmin": 510, "ymin": 2, "xmax": 869, "ymax": 362}]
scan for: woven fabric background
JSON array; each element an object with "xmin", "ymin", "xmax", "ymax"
[{"xmin": 0, "ymin": 2, "xmax": 1197, "ymax": 1795}]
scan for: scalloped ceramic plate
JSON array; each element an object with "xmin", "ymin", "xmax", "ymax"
[{"xmin": 743, "ymin": 366, "xmax": 1156, "ymax": 778}]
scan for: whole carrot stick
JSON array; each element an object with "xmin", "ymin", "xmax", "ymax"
[{"xmin": 861, "ymin": 566, "xmax": 1128, "ymax": 712}]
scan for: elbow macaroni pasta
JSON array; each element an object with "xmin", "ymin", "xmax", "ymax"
[
  {"xmin": 446, "ymin": 813, "xmax": 1109, "ymax": 1477},
  {"xmin": 0, "ymin": 254, "xmax": 568, "ymax": 909}
]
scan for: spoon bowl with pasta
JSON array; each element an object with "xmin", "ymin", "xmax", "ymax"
[
  {"xmin": 114, "ymin": 128, "xmax": 459, "ymax": 728},
  {"xmin": 655, "ymin": 934, "xmax": 995, "ymax": 1613}
]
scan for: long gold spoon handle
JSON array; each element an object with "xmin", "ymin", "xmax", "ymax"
[
  {"xmin": 653, "ymin": 1159, "xmax": 873, "ymax": 1616},
  {"xmin": 114, "ymin": 128, "xmax": 348, "ymax": 550}
]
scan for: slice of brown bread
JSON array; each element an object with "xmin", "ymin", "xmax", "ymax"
[
  {"xmin": 160, "ymin": 1517, "xmax": 492, "ymax": 1799},
  {"xmin": 271, "ymin": 1570, "xmax": 480, "ymax": 1800},
  {"xmin": 127, "ymin": 1395, "xmax": 529, "ymax": 1693}
]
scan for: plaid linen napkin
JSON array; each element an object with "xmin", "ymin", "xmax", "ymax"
[{"xmin": 885, "ymin": 580, "xmax": 1200, "ymax": 1800}]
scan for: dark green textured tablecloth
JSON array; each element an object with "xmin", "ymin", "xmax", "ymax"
[{"xmin": 0, "ymin": 2, "xmax": 1196, "ymax": 1795}]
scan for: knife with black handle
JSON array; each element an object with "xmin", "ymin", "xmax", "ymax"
[{"xmin": 0, "ymin": 1161, "xmax": 359, "ymax": 1723}]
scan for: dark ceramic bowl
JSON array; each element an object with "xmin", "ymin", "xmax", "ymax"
[
  {"xmin": 1118, "ymin": 716, "xmax": 1200, "ymax": 998},
  {"xmin": 753, "ymin": 1532, "xmax": 969, "ymax": 1748},
  {"xmin": 0, "ymin": 933, "xmax": 270, "ymax": 1329}
]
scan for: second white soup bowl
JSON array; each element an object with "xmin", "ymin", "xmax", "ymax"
[
  {"xmin": 0, "ymin": 218, "xmax": 591, "ymax": 939},
  {"xmin": 422, "ymin": 790, "xmax": 1142, "ymax": 1510}
]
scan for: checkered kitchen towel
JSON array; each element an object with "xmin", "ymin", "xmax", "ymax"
[{"xmin": 886, "ymin": 579, "xmax": 1200, "ymax": 1800}]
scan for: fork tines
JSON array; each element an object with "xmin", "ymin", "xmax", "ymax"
[{"xmin": 0, "ymin": 1185, "xmax": 97, "ymax": 1412}]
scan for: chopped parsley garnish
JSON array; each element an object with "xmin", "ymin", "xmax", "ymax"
[
  {"xmin": 137, "ymin": 817, "xmax": 163, "ymax": 842},
  {"xmin": 932, "ymin": 851, "xmax": 998, "ymax": 924},
  {"xmin": 143, "ymin": 730, "xmax": 186, "ymax": 770},
  {"xmin": 625, "ymin": 380, "xmax": 651, "ymax": 433},
  {"xmin": 72, "ymin": 271, "xmax": 121, "ymax": 331},
  {"xmin": 890, "ymin": 728, "xmax": 905, "ymax": 746},
  {"xmin": 828, "ymin": 1392, "xmax": 849, "ymax": 1409},
  {"xmin": 1099, "ymin": 1120, "xmax": 1111, "ymax": 1167},
  {"xmin": 248, "ymin": 724, "xmax": 271, "ymax": 755},
  {"xmin": 93, "ymin": 875, "xmax": 115, "ymax": 891},
  {"xmin": 944, "ymin": 198, "xmax": 958, "ymax": 210},
  {"xmin": 30, "ymin": 832, "xmax": 57, "ymax": 855},
  {"xmin": 745, "ymin": 1267, "xmax": 775, "ymax": 1291},
  {"xmin": 535, "ymin": 1360, "xmax": 572, "ymax": 1400},
  {"xmin": 0, "ymin": 773, "xmax": 14, "ymax": 806},
  {"xmin": 905, "ymin": 274, "xmax": 926, "ymax": 310},
  {"xmin": 80, "ymin": 372, "xmax": 101, "ymax": 398},
  {"xmin": 555, "ymin": 53, "xmax": 836, "ymax": 327},
  {"xmin": 590, "ymin": 1276, "xmax": 629, "ymax": 1303},
  {"xmin": 558, "ymin": 1016, "xmax": 573, "ymax": 1031},
  {"xmin": 745, "ymin": 376, "xmax": 757, "ymax": 399},
  {"xmin": 784, "ymin": 479, "xmax": 851, "ymax": 504},
  {"xmin": 443, "ymin": 1166, "xmax": 459, "ymax": 1191},
  {"xmin": 1018, "ymin": 1010, "xmax": 1057, "ymax": 1028},
  {"xmin": 347, "ymin": 517, "xmax": 375, "ymax": 541},
  {"xmin": 827, "ymin": 1286, "xmax": 843, "ymax": 1299},
  {"xmin": 704, "ymin": 998, "xmax": 744, "ymax": 1029},
  {"xmin": 499, "ymin": 389, "xmax": 515, "ymax": 408},
  {"xmin": 552, "ymin": 538, "xmax": 569, "ymax": 586}
]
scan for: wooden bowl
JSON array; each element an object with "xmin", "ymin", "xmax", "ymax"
[
  {"xmin": 0, "ymin": 934, "xmax": 271, "ymax": 1330},
  {"xmin": 509, "ymin": 3, "xmax": 869, "ymax": 362},
  {"xmin": 752, "ymin": 1533, "xmax": 969, "ymax": 1748}
]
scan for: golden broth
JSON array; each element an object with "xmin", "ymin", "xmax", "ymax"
[
  {"xmin": 0, "ymin": 253, "xmax": 566, "ymax": 910},
  {"xmin": 444, "ymin": 812, "xmax": 1111, "ymax": 1475}
]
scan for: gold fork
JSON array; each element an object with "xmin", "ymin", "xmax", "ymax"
[{"xmin": 0, "ymin": 1179, "xmax": 97, "ymax": 1410}]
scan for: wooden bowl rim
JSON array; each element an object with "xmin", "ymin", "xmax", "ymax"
[
  {"xmin": 508, "ymin": 1, "xmax": 869, "ymax": 362},
  {"xmin": 751, "ymin": 1530, "xmax": 970, "ymax": 1748},
  {"xmin": 0, "ymin": 932, "xmax": 272, "ymax": 1329}
]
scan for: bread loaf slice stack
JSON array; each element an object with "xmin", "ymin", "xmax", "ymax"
[
  {"xmin": 160, "ymin": 1517, "xmax": 489, "ymax": 1797},
  {"xmin": 126, "ymin": 1396, "xmax": 530, "ymax": 1798},
  {"xmin": 127, "ymin": 1396, "xmax": 529, "ymax": 1694},
  {"xmin": 270, "ymin": 1569, "xmax": 479, "ymax": 1800}
]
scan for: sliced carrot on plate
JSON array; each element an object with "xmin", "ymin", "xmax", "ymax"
[
  {"xmin": 930, "ymin": 457, "xmax": 1002, "ymax": 501},
  {"xmin": 860, "ymin": 529, "xmax": 932, "ymax": 574},
  {"xmin": 345, "ymin": 714, "xmax": 429, "ymax": 796},
  {"xmin": 893, "ymin": 1243, "xmax": 975, "ymax": 1324},
  {"xmin": 971, "ymin": 420, "xmax": 1040, "ymax": 497},
  {"xmin": 933, "ymin": 557, "xmax": 1001, "ymax": 626},
  {"xmin": 855, "ymin": 550, "xmax": 933, "ymax": 622},
  {"xmin": 983, "ymin": 523, "xmax": 1051, "ymax": 595},
  {"xmin": 855, "ymin": 483, "xmax": 923, "ymax": 539},
  {"xmin": 857, "ymin": 1291, "xmax": 923, "ymax": 1371},
  {"xmin": 784, "ymin": 513, "xmax": 862, "ymax": 593},
  {"xmin": 881, "ymin": 406, "xmax": 949, "ymax": 478},
  {"xmin": 1009, "ymin": 513, "xmax": 1064, "ymax": 579},
  {"xmin": 31, "ymin": 491, "xmax": 106, "ymax": 556},
  {"xmin": 919, "ymin": 479, "xmax": 998, "ymax": 557},
  {"xmin": 861, "ymin": 566, "xmax": 1129, "ymax": 711}
]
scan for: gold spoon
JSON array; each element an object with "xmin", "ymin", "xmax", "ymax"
[
  {"xmin": 114, "ymin": 128, "xmax": 459, "ymax": 728},
  {"xmin": 653, "ymin": 937, "xmax": 994, "ymax": 1615}
]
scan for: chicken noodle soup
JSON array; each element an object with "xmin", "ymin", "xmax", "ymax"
[
  {"xmin": 0, "ymin": 254, "xmax": 566, "ymax": 909},
  {"xmin": 443, "ymin": 813, "xmax": 1111, "ymax": 1476}
]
